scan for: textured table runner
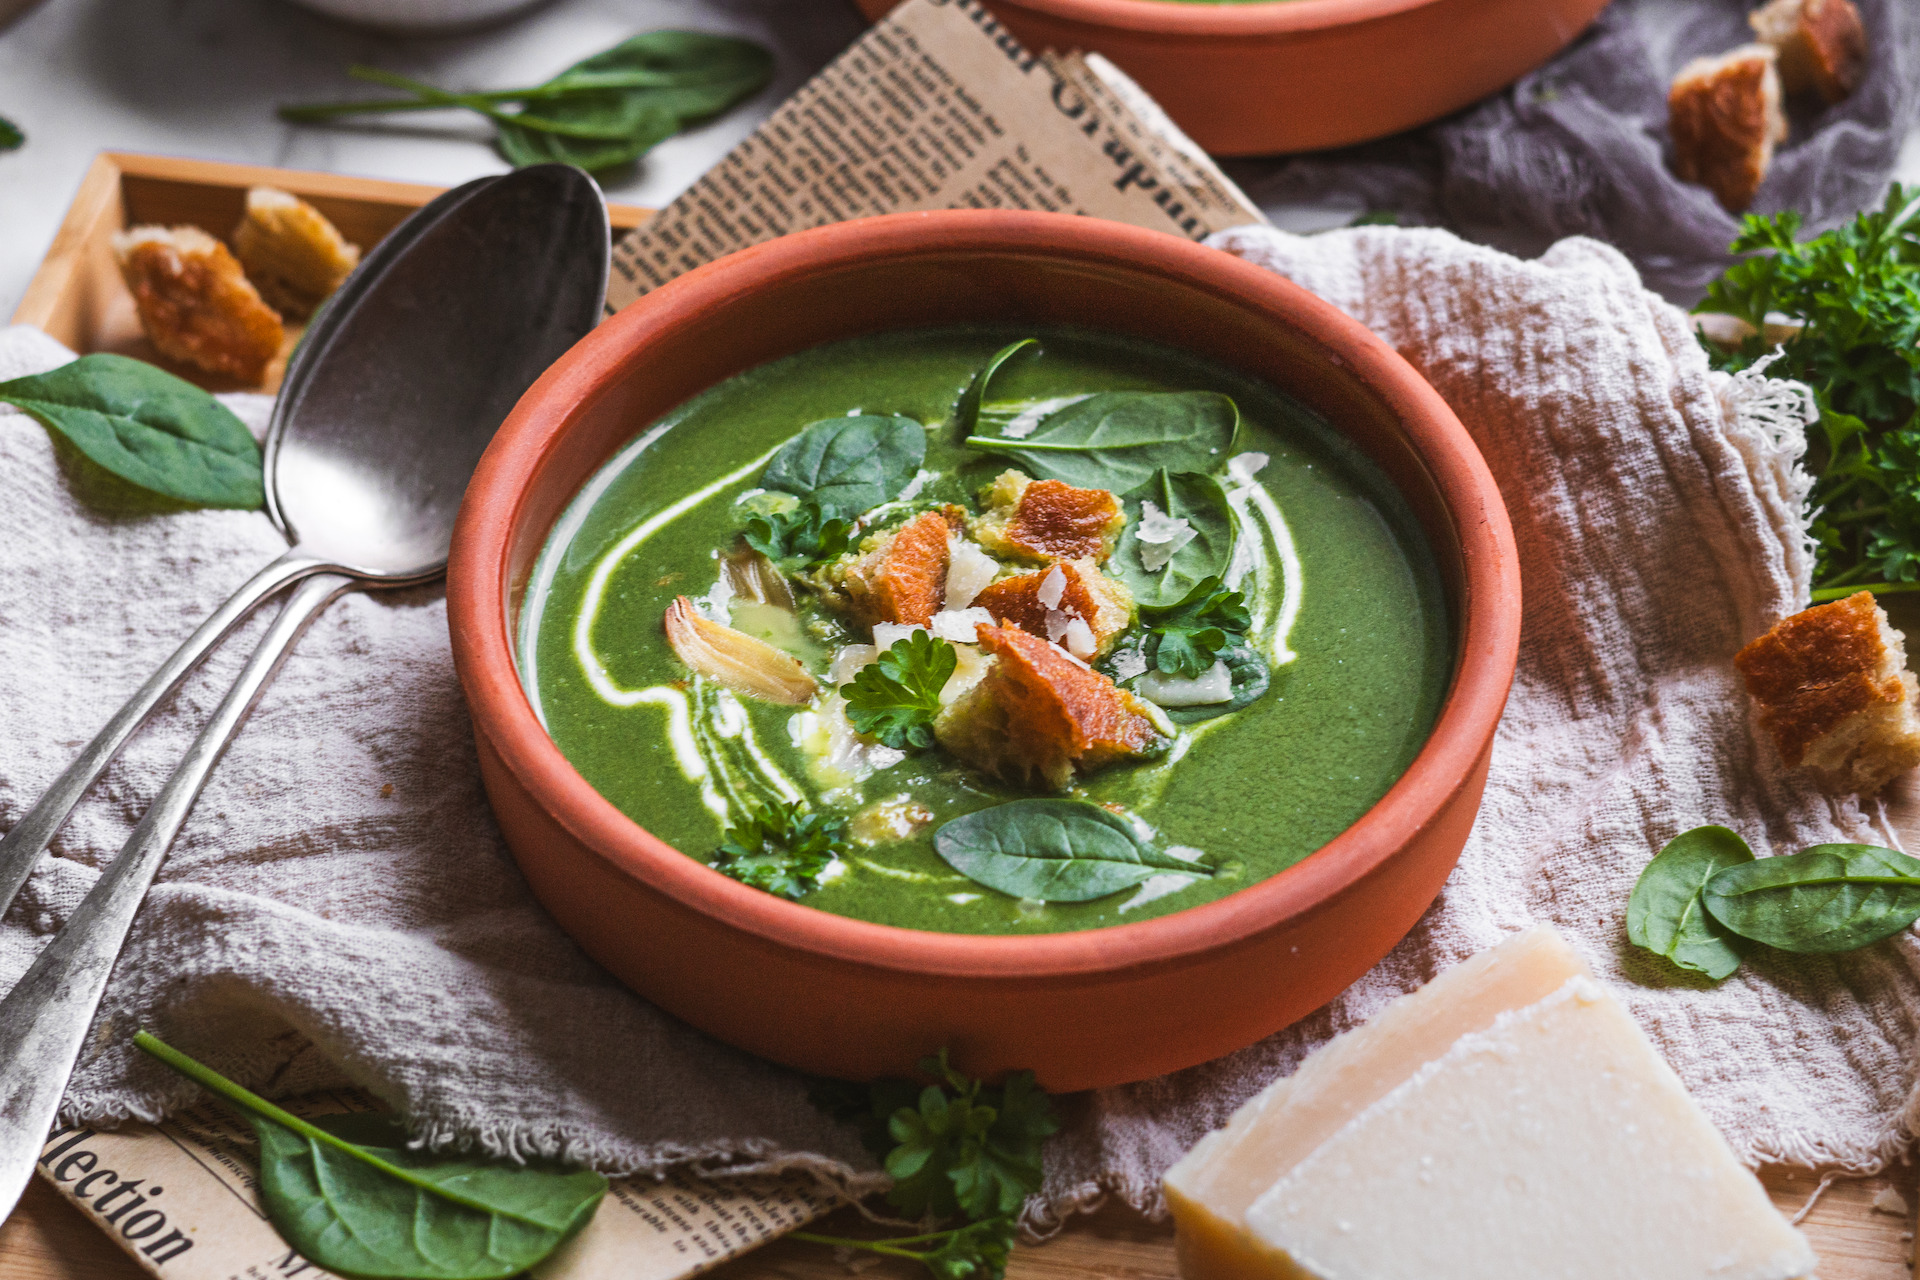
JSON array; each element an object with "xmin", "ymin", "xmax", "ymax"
[{"xmin": 2, "ymin": 221, "xmax": 1917, "ymax": 1228}]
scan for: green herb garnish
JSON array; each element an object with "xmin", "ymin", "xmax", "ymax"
[
  {"xmin": 963, "ymin": 390, "xmax": 1238, "ymax": 494},
  {"xmin": 134, "ymin": 1032, "xmax": 607, "ymax": 1280},
  {"xmin": 743, "ymin": 500, "xmax": 853, "ymax": 569},
  {"xmin": 0, "ymin": 115, "xmax": 22, "ymax": 151},
  {"xmin": 1627, "ymin": 825, "xmax": 1920, "ymax": 979},
  {"xmin": 1696, "ymin": 185, "xmax": 1920, "ymax": 601},
  {"xmin": 711, "ymin": 800, "xmax": 848, "ymax": 900},
  {"xmin": 842, "ymin": 632, "xmax": 957, "ymax": 750},
  {"xmin": 0, "ymin": 354, "xmax": 263, "ymax": 510},
  {"xmin": 1139, "ymin": 576, "xmax": 1251, "ymax": 678},
  {"xmin": 279, "ymin": 32, "xmax": 772, "ymax": 173},
  {"xmin": 932, "ymin": 799, "xmax": 1208, "ymax": 902},
  {"xmin": 795, "ymin": 1216, "xmax": 1015, "ymax": 1280}
]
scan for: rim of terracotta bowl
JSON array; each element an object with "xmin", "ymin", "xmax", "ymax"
[
  {"xmin": 449, "ymin": 209, "xmax": 1519, "ymax": 985},
  {"xmin": 930, "ymin": 0, "xmax": 1458, "ymax": 39}
]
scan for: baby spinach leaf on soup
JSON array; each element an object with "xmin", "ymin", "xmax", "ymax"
[
  {"xmin": 0, "ymin": 355, "xmax": 263, "ymax": 509},
  {"xmin": 1113, "ymin": 469, "xmax": 1237, "ymax": 609},
  {"xmin": 1702, "ymin": 843, "xmax": 1920, "ymax": 954},
  {"xmin": 934, "ymin": 799, "xmax": 1209, "ymax": 902},
  {"xmin": 1149, "ymin": 639, "xmax": 1270, "ymax": 726},
  {"xmin": 951, "ymin": 338, "xmax": 1036, "ymax": 439},
  {"xmin": 1626, "ymin": 825, "xmax": 1753, "ymax": 980},
  {"xmin": 963, "ymin": 391, "xmax": 1238, "ymax": 493},
  {"xmin": 134, "ymin": 1032, "xmax": 606, "ymax": 1280},
  {"xmin": 763, "ymin": 414, "xmax": 925, "ymax": 515}
]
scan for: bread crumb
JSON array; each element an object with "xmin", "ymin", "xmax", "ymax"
[
  {"xmin": 112, "ymin": 225, "xmax": 284, "ymax": 384},
  {"xmin": 1669, "ymin": 45, "xmax": 1787, "ymax": 214},
  {"xmin": 1871, "ymin": 1185, "xmax": 1909, "ymax": 1216},
  {"xmin": 232, "ymin": 187, "xmax": 362, "ymax": 319},
  {"xmin": 1734, "ymin": 591, "xmax": 1920, "ymax": 794},
  {"xmin": 1750, "ymin": 0, "xmax": 1868, "ymax": 104}
]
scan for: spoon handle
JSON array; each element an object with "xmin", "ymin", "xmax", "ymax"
[
  {"xmin": 0, "ymin": 572, "xmax": 350, "ymax": 1224},
  {"xmin": 0, "ymin": 551, "xmax": 330, "ymax": 919}
]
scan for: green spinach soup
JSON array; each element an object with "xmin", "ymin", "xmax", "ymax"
[{"xmin": 520, "ymin": 327, "xmax": 1450, "ymax": 934}]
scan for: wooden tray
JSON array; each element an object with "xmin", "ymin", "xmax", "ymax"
[{"xmin": 9, "ymin": 152, "xmax": 651, "ymax": 392}]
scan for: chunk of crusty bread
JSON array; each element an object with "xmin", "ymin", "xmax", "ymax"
[
  {"xmin": 971, "ymin": 470, "xmax": 1125, "ymax": 565},
  {"xmin": 818, "ymin": 508, "xmax": 964, "ymax": 627},
  {"xmin": 1669, "ymin": 44, "xmax": 1788, "ymax": 214},
  {"xmin": 1733, "ymin": 591, "xmax": 1920, "ymax": 794},
  {"xmin": 971, "ymin": 559, "xmax": 1134, "ymax": 657},
  {"xmin": 231, "ymin": 186, "xmax": 362, "ymax": 319},
  {"xmin": 111, "ymin": 225, "xmax": 284, "ymax": 384},
  {"xmin": 1750, "ymin": 0, "xmax": 1868, "ymax": 104}
]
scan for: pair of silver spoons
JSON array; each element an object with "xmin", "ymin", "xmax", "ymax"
[{"xmin": 0, "ymin": 163, "xmax": 610, "ymax": 1219}]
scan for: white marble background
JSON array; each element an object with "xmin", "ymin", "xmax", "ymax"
[{"xmin": 0, "ymin": 0, "xmax": 1916, "ymax": 317}]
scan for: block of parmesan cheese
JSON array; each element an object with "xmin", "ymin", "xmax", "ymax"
[
  {"xmin": 1244, "ymin": 975, "xmax": 1814, "ymax": 1279},
  {"xmin": 1164, "ymin": 928, "xmax": 1589, "ymax": 1280}
]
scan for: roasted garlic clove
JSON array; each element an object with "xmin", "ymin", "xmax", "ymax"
[
  {"xmin": 664, "ymin": 597, "xmax": 817, "ymax": 705},
  {"xmin": 722, "ymin": 545, "xmax": 797, "ymax": 610}
]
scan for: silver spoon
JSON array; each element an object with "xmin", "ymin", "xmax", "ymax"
[
  {"xmin": 0, "ymin": 162, "xmax": 610, "ymax": 1220},
  {"xmin": 0, "ymin": 169, "xmax": 504, "ymax": 916}
]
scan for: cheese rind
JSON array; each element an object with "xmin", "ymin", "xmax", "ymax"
[
  {"xmin": 1244, "ymin": 977, "xmax": 1815, "ymax": 1280},
  {"xmin": 1165, "ymin": 928, "xmax": 1590, "ymax": 1280}
]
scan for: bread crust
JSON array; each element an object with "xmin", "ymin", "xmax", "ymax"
[
  {"xmin": 112, "ymin": 226, "xmax": 284, "ymax": 384},
  {"xmin": 972, "ymin": 470, "xmax": 1125, "ymax": 564},
  {"xmin": 232, "ymin": 186, "xmax": 362, "ymax": 319},
  {"xmin": 971, "ymin": 559, "xmax": 1135, "ymax": 656},
  {"xmin": 1734, "ymin": 591, "xmax": 1920, "ymax": 793},
  {"xmin": 1669, "ymin": 45, "xmax": 1786, "ymax": 214},
  {"xmin": 1751, "ymin": 0, "xmax": 1868, "ymax": 103}
]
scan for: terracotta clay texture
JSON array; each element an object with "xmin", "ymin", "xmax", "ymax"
[
  {"xmin": 852, "ymin": 0, "xmax": 1611, "ymax": 157},
  {"xmin": 445, "ymin": 210, "xmax": 1520, "ymax": 1090}
]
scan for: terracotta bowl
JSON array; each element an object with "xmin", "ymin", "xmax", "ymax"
[
  {"xmin": 447, "ymin": 210, "xmax": 1519, "ymax": 1091},
  {"xmin": 852, "ymin": 0, "xmax": 1611, "ymax": 157}
]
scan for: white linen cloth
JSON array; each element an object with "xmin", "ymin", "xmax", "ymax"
[{"xmin": 1, "ymin": 222, "xmax": 1916, "ymax": 1228}]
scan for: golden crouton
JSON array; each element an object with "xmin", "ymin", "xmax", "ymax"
[
  {"xmin": 823, "ymin": 509, "xmax": 960, "ymax": 627},
  {"xmin": 1733, "ymin": 591, "xmax": 1920, "ymax": 794},
  {"xmin": 231, "ymin": 186, "xmax": 362, "ymax": 318},
  {"xmin": 112, "ymin": 226, "xmax": 284, "ymax": 384},
  {"xmin": 1750, "ymin": 0, "xmax": 1867, "ymax": 104},
  {"xmin": 971, "ymin": 559, "xmax": 1134, "ymax": 657},
  {"xmin": 1668, "ymin": 45, "xmax": 1788, "ymax": 215},
  {"xmin": 935, "ymin": 623, "xmax": 1165, "ymax": 790},
  {"xmin": 972, "ymin": 470, "xmax": 1124, "ymax": 564}
]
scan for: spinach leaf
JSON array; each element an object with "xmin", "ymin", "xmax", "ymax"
[
  {"xmin": 743, "ymin": 501, "xmax": 853, "ymax": 569},
  {"xmin": 0, "ymin": 115, "xmax": 21, "ymax": 151},
  {"xmin": 280, "ymin": 32, "xmax": 772, "ymax": 175},
  {"xmin": 1626, "ymin": 825, "xmax": 1753, "ymax": 980},
  {"xmin": 712, "ymin": 800, "xmax": 849, "ymax": 900},
  {"xmin": 0, "ymin": 354, "xmax": 263, "ymax": 509},
  {"xmin": 1143, "ymin": 638, "xmax": 1270, "ymax": 725},
  {"xmin": 1140, "ymin": 576, "xmax": 1251, "ymax": 678},
  {"xmin": 963, "ymin": 391, "xmax": 1238, "ymax": 493},
  {"xmin": 951, "ymin": 339, "xmax": 1035, "ymax": 439},
  {"xmin": 763, "ymin": 414, "xmax": 926, "ymax": 516},
  {"xmin": 1112, "ymin": 469, "xmax": 1236, "ymax": 609},
  {"xmin": 934, "ymin": 799, "xmax": 1208, "ymax": 902},
  {"xmin": 1702, "ymin": 843, "xmax": 1920, "ymax": 953},
  {"xmin": 134, "ymin": 1032, "xmax": 606, "ymax": 1280},
  {"xmin": 842, "ymin": 632, "xmax": 956, "ymax": 749}
]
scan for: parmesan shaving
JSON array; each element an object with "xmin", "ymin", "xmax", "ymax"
[
  {"xmin": 1136, "ymin": 499, "xmax": 1197, "ymax": 572},
  {"xmin": 1045, "ymin": 608, "xmax": 1072, "ymax": 643},
  {"xmin": 1037, "ymin": 565, "xmax": 1068, "ymax": 609},
  {"xmin": 944, "ymin": 537, "xmax": 999, "ymax": 610},
  {"xmin": 872, "ymin": 622, "xmax": 928, "ymax": 651},
  {"xmin": 1063, "ymin": 616, "xmax": 1097, "ymax": 659},
  {"xmin": 930, "ymin": 607, "xmax": 995, "ymax": 643}
]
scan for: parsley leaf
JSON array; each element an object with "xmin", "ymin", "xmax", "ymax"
[
  {"xmin": 710, "ymin": 800, "xmax": 848, "ymax": 900},
  {"xmin": 743, "ymin": 500, "xmax": 853, "ymax": 569},
  {"xmin": 842, "ymin": 632, "xmax": 957, "ymax": 750},
  {"xmin": 1140, "ymin": 576, "xmax": 1251, "ymax": 678},
  {"xmin": 803, "ymin": 1052, "xmax": 1055, "ymax": 1280},
  {"xmin": 1697, "ymin": 185, "xmax": 1920, "ymax": 599}
]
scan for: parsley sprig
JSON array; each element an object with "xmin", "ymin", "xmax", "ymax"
[
  {"xmin": 743, "ymin": 500, "xmax": 853, "ymax": 570},
  {"xmin": 711, "ymin": 800, "xmax": 849, "ymax": 900},
  {"xmin": 802, "ymin": 1050, "xmax": 1057, "ymax": 1280},
  {"xmin": 1697, "ymin": 184, "xmax": 1920, "ymax": 600},
  {"xmin": 842, "ymin": 632, "xmax": 958, "ymax": 749},
  {"xmin": 1140, "ymin": 576, "xmax": 1251, "ymax": 678}
]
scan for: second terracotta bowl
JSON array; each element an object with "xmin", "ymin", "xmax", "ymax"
[
  {"xmin": 447, "ymin": 210, "xmax": 1519, "ymax": 1091},
  {"xmin": 852, "ymin": 0, "xmax": 1611, "ymax": 157}
]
